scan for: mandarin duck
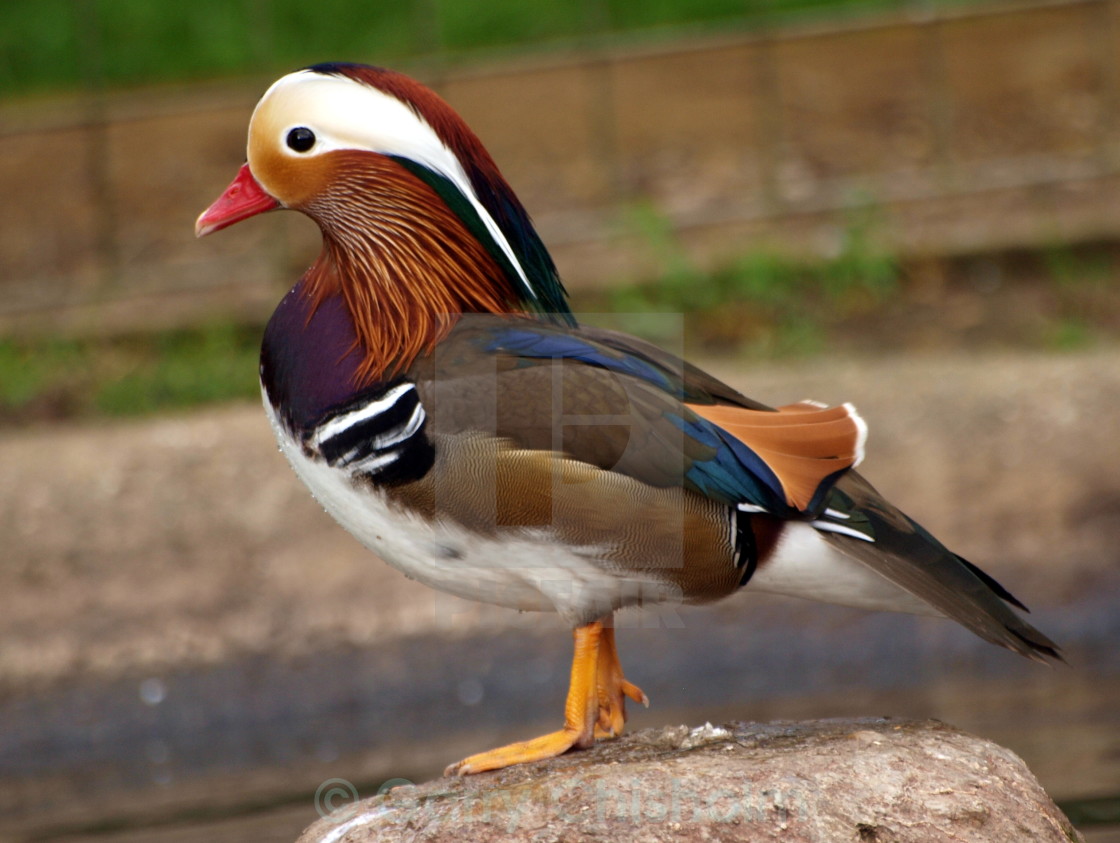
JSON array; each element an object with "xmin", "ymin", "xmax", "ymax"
[{"xmin": 196, "ymin": 63, "xmax": 1059, "ymax": 775}]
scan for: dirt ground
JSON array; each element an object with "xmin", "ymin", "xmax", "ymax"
[{"xmin": 3, "ymin": 347, "xmax": 1118, "ymax": 697}]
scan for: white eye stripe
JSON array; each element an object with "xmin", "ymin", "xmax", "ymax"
[{"xmin": 252, "ymin": 70, "xmax": 535, "ymax": 300}]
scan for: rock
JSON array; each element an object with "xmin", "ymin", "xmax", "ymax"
[{"xmin": 296, "ymin": 718, "xmax": 1081, "ymax": 842}]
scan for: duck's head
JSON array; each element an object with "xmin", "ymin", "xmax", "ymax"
[{"xmin": 197, "ymin": 64, "xmax": 571, "ymax": 378}]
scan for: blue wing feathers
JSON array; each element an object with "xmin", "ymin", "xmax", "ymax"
[
  {"xmin": 666, "ymin": 414, "xmax": 786, "ymax": 509},
  {"xmin": 480, "ymin": 323, "xmax": 792, "ymax": 513},
  {"xmin": 482, "ymin": 328, "xmax": 680, "ymax": 394}
]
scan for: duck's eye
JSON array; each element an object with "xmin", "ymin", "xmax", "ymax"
[{"xmin": 286, "ymin": 127, "xmax": 316, "ymax": 153}]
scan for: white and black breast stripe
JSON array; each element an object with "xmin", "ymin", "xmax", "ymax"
[{"xmin": 309, "ymin": 381, "xmax": 434, "ymax": 483}]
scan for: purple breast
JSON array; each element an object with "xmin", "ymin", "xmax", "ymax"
[{"xmin": 260, "ymin": 282, "xmax": 366, "ymax": 435}]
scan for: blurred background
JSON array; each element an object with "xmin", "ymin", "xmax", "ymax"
[{"xmin": 1, "ymin": 0, "xmax": 1118, "ymax": 840}]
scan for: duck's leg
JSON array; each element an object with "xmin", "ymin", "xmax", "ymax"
[
  {"xmin": 595, "ymin": 623, "xmax": 649, "ymax": 739},
  {"xmin": 447, "ymin": 618, "xmax": 647, "ymax": 775}
]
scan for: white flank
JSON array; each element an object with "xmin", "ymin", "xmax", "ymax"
[
  {"xmin": 251, "ymin": 71, "xmax": 535, "ymax": 299},
  {"xmin": 265, "ymin": 397, "xmax": 675, "ymax": 624},
  {"xmin": 750, "ymin": 521, "xmax": 940, "ymax": 616}
]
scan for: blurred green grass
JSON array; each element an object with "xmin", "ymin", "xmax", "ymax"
[
  {"xmin": 3, "ymin": 238, "xmax": 1115, "ymax": 426},
  {"xmin": 0, "ymin": 323, "xmax": 262, "ymax": 424},
  {"xmin": 597, "ymin": 203, "xmax": 898, "ymax": 357},
  {"xmin": 1, "ymin": 1, "xmax": 1113, "ymax": 424},
  {"xmin": 2, "ymin": 0, "xmax": 965, "ymax": 97}
]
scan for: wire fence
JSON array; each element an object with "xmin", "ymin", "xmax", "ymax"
[{"xmin": 2, "ymin": 0, "xmax": 1119, "ymax": 337}]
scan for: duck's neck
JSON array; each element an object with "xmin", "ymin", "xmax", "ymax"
[{"xmin": 301, "ymin": 152, "xmax": 527, "ymax": 385}]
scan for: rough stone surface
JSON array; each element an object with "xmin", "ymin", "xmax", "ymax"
[{"xmin": 296, "ymin": 719, "xmax": 1082, "ymax": 843}]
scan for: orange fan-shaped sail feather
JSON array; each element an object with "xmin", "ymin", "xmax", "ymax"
[{"xmin": 685, "ymin": 401, "xmax": 867, "ymax": 512}]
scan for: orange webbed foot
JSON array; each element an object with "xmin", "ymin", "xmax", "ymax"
[
  {"xmin": 445, "ymin": 726, "xmax": 589, "ymax": 776},
  {"xmin": 594, "ymin": 624, "xmax": 648, "ymax": 739},
  {"xmin": 445, "ymin": 618, "xmax": 648, "ymax": 775}
]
